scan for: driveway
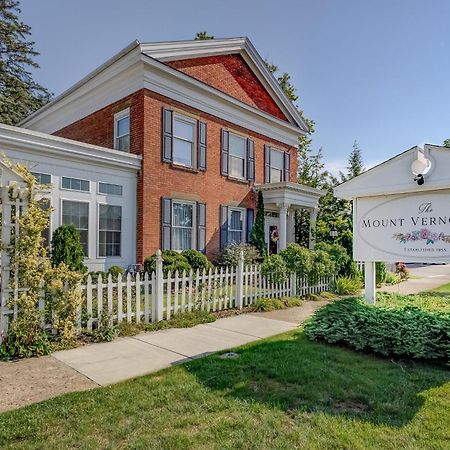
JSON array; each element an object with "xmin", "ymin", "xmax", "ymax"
[{"xmin": 379, "ymin": 263, "xmax": 450, "ymax": 294}]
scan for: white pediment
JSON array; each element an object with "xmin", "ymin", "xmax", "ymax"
[{"xmin": 334, "ymin": 144, "xmax": 450, "ymax": 200}]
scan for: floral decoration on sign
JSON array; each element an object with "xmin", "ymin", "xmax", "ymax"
[
  {"xmin": 270, "ymin": 229, "xmax": 279, "ymax": 243},
  {"xmin": 393, "ymin": 228, "xmax": 450, "ymax": 245}
]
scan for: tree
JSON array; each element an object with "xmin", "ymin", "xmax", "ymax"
[
  {"xmin": 443, "ymin": 139, "xmax": 450, "ymax": 148},
  {"xmin": 249, "ymin": 190, "xmax": 267, "ymax": 258},
  {"xmin": 340, "ymin": 140, "xmax": 364, "ymax": 181},
  {"xmin": 0, "ymin": 0, "xmax": 51, "ymax": 125},
  {"xmin": 195, "ymin": 31, "xmax": 214, "ymax": 40},
  {"xmin": 51, "ymin": 225, "xmax": 87, "ymax": 273}
]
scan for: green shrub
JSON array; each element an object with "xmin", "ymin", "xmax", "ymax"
[
  {"xmin": 332, "ymin": 276, "xmax": 363, "ymax": 295},
  {"xmin": 253, "ymin": 297, "xmax": 286, "ymax": 311},
  {"xmin": 108, "ymin": 265, "xmax": 124, "ymax": 279},
  {"xmin": 315, "ymin": 242, "xmax": 350, "ymax": 275},
  {"xmin": 376, "ymin": 262, "xmax": 387, "ymax": 285},
  {"xmin": 144, "ymin": 250, "xmax": 191, "ymax": 275},
  {"xmin": 309, "ymin": 249, "xmax": 335, "ymax": 283},
  {"xmin": 385, "ymin": 272, "xmax": 401, "ymax": 285},
  {"xmin": 181, "ymin": 249, "xmax": 213, "ymax": 272},
  {"xmin": 51, "ymin": 224, "xmax": 87, "ymax": 273},
  {"xmin": 219, "ymin": 243, "xmax": 260, "ymax": 266},
  {"xmin": 260, "ymin": 255, "xmax": 289, "ymax": 284},
  {"xmin": 283, "ymin": 297, "xmax": 303, "ymax": 307},
  {"xmin": 86, "ymin": 271, "xmax": 107, "ymax": 283},
  {"xmin": 304, "ymin": 298, "xmax": 450, "ymax": 363},
  {"xmin": 279, "ymin": 243, "xmax": 312, "ymax": 278}
]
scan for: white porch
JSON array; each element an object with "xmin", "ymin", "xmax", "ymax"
[{"xmin": 257, "ymin": 181, "xmax": 325, "ymax": 253}]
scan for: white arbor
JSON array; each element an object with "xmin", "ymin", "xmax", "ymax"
[{"xmin": 0, "ymin": 162, "xmax": 29, "ymax": 341}]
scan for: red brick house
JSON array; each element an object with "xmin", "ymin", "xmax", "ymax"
[{"xmin": 20, "ymin": 37, "xmax": 323, "ymax": 263}]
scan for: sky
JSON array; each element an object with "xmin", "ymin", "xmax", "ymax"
[{"xmin": 19, "ymin": 0, "xmax": 450, "ymax": 175}]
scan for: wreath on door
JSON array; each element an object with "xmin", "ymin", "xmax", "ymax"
[{"xmin": 270, "ymin": 228, "xmax": 279, "ymax": 243}]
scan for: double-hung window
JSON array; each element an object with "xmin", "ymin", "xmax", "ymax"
[
  {"xmin": 62, "ymin": 200, "xmax": 89, "ymax": 256},
  {"xmin": 228, "ymin": 208, "xmax": 245, "ymax": 243},
  {"xmin": 221, "ymin": 130, "xmax": 255, "ymax": 182},
  {"xmin": 99, "ymin": 205, "xmax": 122, "ymax": 257},
  {"xmin": 264, "ymin": 145, "xmax": 290, "ymax": 183},
  {"xmin": 114, "ymin": 108, "xmax": 130, "ymax": 152},
  {"xmin": 172, "ymin": 201, "xmax": 194, "ymax": 251},
  {"xmin": 228, "ymin": 133, "xmax": 247, "ymax": 179},
  {"xmin": 172, "ymin": 114, "xmax": 196, "ymax": 168},
  {"xmin": 269, "ymin": 149, "xmax": 284, "ymax": 183}
]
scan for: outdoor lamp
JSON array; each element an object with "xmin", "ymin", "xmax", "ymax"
[
  {"xmin": 329, "ymin": 227, "xmax": 338, "ymax": 239},
  {"xmin": 411, "ymin": 150, "xmax": 431, "ymax": 185}
]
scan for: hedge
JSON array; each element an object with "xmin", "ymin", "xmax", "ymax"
[{"xmin": 304, "ymin": 298, "xmax": 450, "ymax": 363}]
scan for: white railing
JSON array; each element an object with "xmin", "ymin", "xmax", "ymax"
[{"xmin": 0, "ymin": 251, "xmax": 333, "ymax": 338}]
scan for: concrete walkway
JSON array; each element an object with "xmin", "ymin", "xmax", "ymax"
[
  {"xmin": 378, "ymin": 264, "xmax": 450, "ymax": 295},
  {"xmin": 52, "ymin": 314, "xmax": 299, "ymax": 386}
]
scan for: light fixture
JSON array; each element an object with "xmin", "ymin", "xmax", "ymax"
[
  {"xmin": 411, "ymin": 149, "xmax": 431, "ymax": 185},
  {"xmin": 329, "ymin": 227, "xmax": 338, "ymax": 239}
]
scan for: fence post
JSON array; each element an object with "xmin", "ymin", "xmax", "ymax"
[
  {"xmin": 155, "ymin": 249, "xmax": 164, "ymax": 321},
  {"xmin": 236, "ymin": 251, "xmax": 244, "ymax": 309},
  {"xmin": 290, "ymin": 272, "xmax": 297, "ymax": 297}
]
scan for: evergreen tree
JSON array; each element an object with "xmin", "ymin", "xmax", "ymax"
[
  {"xmin": 249, "ymin": 190, "xmax": 267, "ymax": 258},
  {"xmin": 340, "ymin": 140, "xmax": 364, "ymax": 181},
  {"xmin": 51, "ymin": 225, "xmax": 87, "ymax": 273},
  {"xmin": 0, "ymin": 0, "xmax": 51, "ymax": 125},
  {"xmin": 443, "ymin": 138, "xmax": 450, "ymax": 148},
  {"xmin": 194, "ymin": 31, "xmax": 214, "ymax": 40}
]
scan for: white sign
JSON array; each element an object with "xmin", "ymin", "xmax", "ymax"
[{"xmin": 354, "ymin": 190, "xmax": 450, "ymax": 262}]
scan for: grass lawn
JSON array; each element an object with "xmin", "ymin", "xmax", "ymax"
[
  {"xmin": 1, "ymin": 329, "xmax": 449, "ymax": 449},
  {"xmin": 376, "ymin": 291, "xmax": 450, "ymax": 314}
]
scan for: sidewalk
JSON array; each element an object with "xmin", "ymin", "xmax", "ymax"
[
  {"xmin": 378, "ymin": 264, "xmax": 450, "ymax": 295},
  {"xmin": 1, "ymin": 301, "xmax": 325, "ymax": 413}
]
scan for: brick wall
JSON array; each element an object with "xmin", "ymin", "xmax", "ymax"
[
  {"xmin": 168, "ymin": 55, "xmax": 289, "ymax": 122},
  {"xmin": 54, "ymin": 88, "xmax": 298, "ymax": 262}
]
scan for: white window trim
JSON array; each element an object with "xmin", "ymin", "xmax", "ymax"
[
  {"xmin": 228, "ymin": 207, "xmax": 246, "ymax": 244},
  {"xmin": 97, "ymin": 181, "xmax": 123, "ymax": 197},
  {"xmin": 269, "ymin": 147, "xmax": 285, "ymax": 183},
  {"xmin": 114, "ymin": 107, "xmax": 130, "ymax": 151},
  {"xmin": 97, "ymin": 202, "xmax": 123, "ymax": 259},
  {"xmin": 171, "ymin": 199, "xmax": 196, "ymax": 251},
  {"xmin": 60, "ymin": 176, "xmax": 91, "ymax": 193},
  {"xmin": 228, "ymin": 132, "xmax": 247, "ymax": 180},
  {"xmin": 172, "ymin": 113, "xmax": 197, "ymax": 169},
  {"xmin": 60, "ymin": 198, "xmax": 90, "ymax": 258}
]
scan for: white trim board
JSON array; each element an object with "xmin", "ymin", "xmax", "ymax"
[{"xmin": 19, "ymin": 39, "xmax": 306, "ymax": 147}]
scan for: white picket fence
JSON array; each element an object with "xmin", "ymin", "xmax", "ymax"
[
  {"xmin": 0, "ymin": 251, "xmax": 332, "ymax": 337},
  {"xmin": 79, "ymin": 251, "xmax": 331, "ymax": 331}
]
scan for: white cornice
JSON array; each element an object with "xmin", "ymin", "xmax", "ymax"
[
  {"xmin": 258, "ymin": 181, "xmax": 325, "ymax": 198},
  {"xmin": 20, "ymin": 38, "xmax": 306, "ymax": 146},
  {"xmin": 141, "ymin": 37, "xmax": 308, "ymax": 131},
  {"xmin": 0, "ymin": 124, "xmax": 141, "ymax": 172}
]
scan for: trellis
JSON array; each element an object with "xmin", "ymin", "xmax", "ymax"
[{"xmin": 0, "ymin": 162, "xmax": 29, "ymax": 342}]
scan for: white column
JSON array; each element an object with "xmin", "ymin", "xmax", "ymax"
[
  {"xmin": 287, "ymin": 209, "xmax": 296, "ymax": 244},
  {"xmin": 278, "ymin": 203, "xmax": 289, "ymax": 250},
  {"xmin": 364, "ymin": 261, "xmax": 376, "ymax": 304},
  {"xmin": 309, "ymin": 208, "xmax": 319, "ymax": 249}
]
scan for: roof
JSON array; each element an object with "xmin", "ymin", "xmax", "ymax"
[
  {"xmin": 19, "ymin": 38, "xmax": 307, "ymax": 146},
  {"xmin": 334, "ymin": 144, "xmax": 450, "ymax": 200},
  {"xmin": 0, "ymin": 123, "xmax": 142, "ymax": 172}
]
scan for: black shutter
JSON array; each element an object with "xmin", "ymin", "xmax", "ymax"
[
  {"xmin": 246, "ymin": 208, "xmax": 254, "ymax": 242},
  {"xmin": 284, "ymin": 151, "xmax": 291, "ymax": 182},
  {"xmin": 247, "ymin": 139, "xmax": 255, "ymax": 181},
  {"xmin": 197, "ymin": 121, "xmax": 207, "ymax": 171},
  {"xmin": 162, "ymin": 108, "xmax": 173, "ymax": 163},
  {"xmin": 221, "ymin": 129, "xmax": 229, "ymax": 176},
  {"xmin": 264, "ymin": 145, "xmax": 271, "ymax": 183},
  {"xmin": 161, "ymin": 197, "xmax": 172, "ymax": 250},
  {"xmin": 197, "ymin": 202, "xmax": 206, "ymax": 253},
  {"xmin": 220, "ymin": 205, "xmax": 229, "ymax": 250}
]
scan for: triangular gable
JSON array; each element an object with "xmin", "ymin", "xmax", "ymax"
[
  {"xmin": 334, "ymin": 144, "xmax": 450, "ymax": 200},
  {"xmin": 167, "ymin": 54, "xmax": 289, "ymax": 121},
  {"xmin": 140, "ymin": 38, "xmax": 308, "ymax": 131}
]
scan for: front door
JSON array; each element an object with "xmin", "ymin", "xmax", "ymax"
[{"xmin": 265, "ymin": 216, "xmax": 279, "ymax": 255}]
